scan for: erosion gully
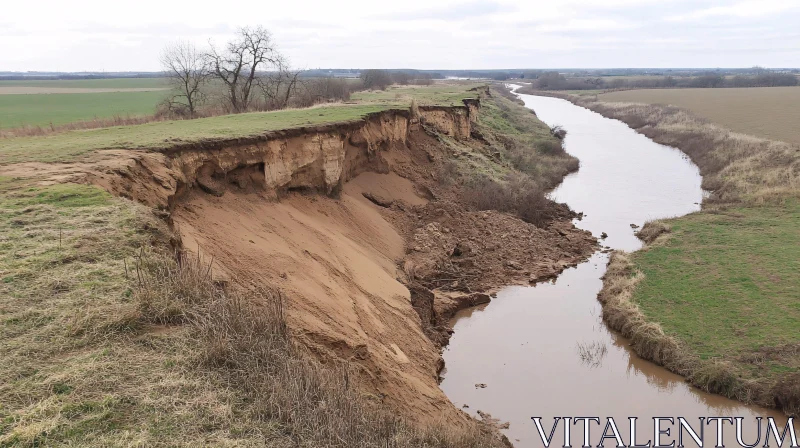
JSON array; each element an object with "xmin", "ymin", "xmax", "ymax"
[{"xmin": 439, "ymin": 87, "xmax": 795, "ymax": 447}]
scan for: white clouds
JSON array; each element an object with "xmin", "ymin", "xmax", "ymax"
[
  {"xmin": 1, "ymin": 0, "xmax": 798, "ymax": 71},
  {"xmin": 665, "ymin": 0, "xmax": 800, "ymax": 21},
  {"xmin": 533, "ymin": 18, "xmax": 641, "ymax": 33}
]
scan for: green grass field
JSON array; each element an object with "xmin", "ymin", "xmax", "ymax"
[
  {"xmin": 0, "ymin": 83, "xmax": 489, "ymax": 164},
  {"xmin": 631, "ymin": 204, "xmax": 800, "ymax": 378},
  {"xmin": 0, "ymin": 104, "xmax": 393, "ymax": 163},
  {"xmin": 0, "ymin": 78, "xmax": 168, "ymax": 89},
  {"xmin": 0, "ymin": 90, "xmax": 168, "ymax": 129},
  {"xmin": 1, "ymin": 81, "xmax": 482, "ymax": 133},
  {"xmin": 352, "ymin": 84, "xmax": 482, "ymax": 106}
]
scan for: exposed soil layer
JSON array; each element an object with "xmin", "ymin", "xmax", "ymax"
[{"xmin": 9, "ymin": 100, "xmax": 596, "ymax": 425}]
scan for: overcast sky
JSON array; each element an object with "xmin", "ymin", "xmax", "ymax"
[{"xmin": 3, "ymin": 0, "xmax": 800, "ymax": 72}]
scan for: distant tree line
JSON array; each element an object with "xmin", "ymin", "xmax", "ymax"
[
  {"xmin": 358, "ymin": 70, "xmax": 434, "ymax": 89},
  {"xmin": 520, "ymin": 70, "xmax": 798, "ymax": 91},
  {"xmin": 160, "ymin": 29, "xmax": 435, "ymax": 118}
]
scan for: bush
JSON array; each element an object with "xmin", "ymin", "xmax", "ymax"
[
  {"xmin": 391, "ymin": 71, "xmax": 412, "ymax": 85},
  {"xmin": 291, "ymin": 77, "xmax": 353, "ymax": 108},
  {"xmin": 536, "ymin": 139, "xmax": 564, "ymax": 155},
  {"xmin": 463, "ymin": 174, "xmax": 554, "ymax": 227},
  {"xmin": 360, "ymin": 69, "xmax": 392, "ymax": 90}
]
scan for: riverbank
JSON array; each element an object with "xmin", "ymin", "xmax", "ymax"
[
  {"xmin": 517, "ymin": 86, "xmax": 800, "ymax": 416},
  {"xmin": 0, "ymin": 84, "xmax": 595, "ymax": 445}
]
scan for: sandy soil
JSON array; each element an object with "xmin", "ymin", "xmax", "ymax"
[
  {"xmin": 166, "ymin": 129, "xmax": 596, "ymax": 423},
  {"xmin": 172, "ymin": 182, "xmax": 460, "ymax": 422}
]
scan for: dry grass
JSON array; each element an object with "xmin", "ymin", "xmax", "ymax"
[
  {"xmin": 133, "ymin": 251, "xmax": 507, "ymax": 448},
  {"xmin": 462, "ymin": 174, "xmax": 560, "ymax": 227},
  {"xmin": 479, "ymin": 86, "xmax": 579, "ymax": 189},
  {"xmin": 598, "ymin": 87, "xmax": 800, "ymax": 145},
  {"xmin": 576, "ymin": 342, "xmax": 608, "ymax": 368},
  {"xmin": 0, "ymin": 177, "xmax": 506, "ymax": 446},
  {"xmin": 582, "ymin": 101, "xmax": 800, "ymax": 204},
  {"xmin": 634, "ymin": 220, "xmax": 671, "ymax": 244},
  {"xmin": 430, "ymin": 85, "xmax": 578, "ymax": 228}
]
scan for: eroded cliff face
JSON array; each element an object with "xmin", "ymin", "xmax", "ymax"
[
  {"xmin": 82, "ymin": 98, "xmax": 595, "ymax": 428},
  {"xmin": 79, "ymin": 102, "xmax": 483, "ymax": 425},
  {"xmin": 419, "ymin": 106, "xmax": 472, "ymax": 139},
  {"xmin": 93, "ymin": 104, "xmax": 475, "ymax": 210}
]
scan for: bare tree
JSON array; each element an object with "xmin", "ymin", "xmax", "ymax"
[
  {"xmin": 160, "ymin": 41, "xmax": 208, "ymax": 117},
  {"xmin": 256, "ymin": 57, "xmax": 302, "ymax": 110},
  {"xmin": 360, "ymin": 69, "xmax": 392, "ymax": 90},
  {"xmin": 206, "ymin": 26, "xmax": 281, "ymax": 112},
  {"xmin": 391, "ymin": 71, "xmax": 412, "ymax": 85}
]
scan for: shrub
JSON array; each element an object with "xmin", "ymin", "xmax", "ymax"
[
  {"xmin": 391, "ymin": 71, "xmax": 412, "ymax": 85},
  {"xmin": 536, "ymin": 139, "xmax": 564, "ymax": 155},
  {"xmin": 360, "ymin": 69, "xmax": 392, "ymax": 90},
  {"xmin": 463, "ymin": 174, "xmax": 554, "ymax": 227}
]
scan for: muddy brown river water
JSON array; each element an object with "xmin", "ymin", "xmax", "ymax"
[{"xmin": 439, "ymin": 89, "xmax": 797, "ymax": 447}]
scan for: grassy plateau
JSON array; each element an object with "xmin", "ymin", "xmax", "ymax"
[
  {"xmin": 632, "ymin": 205, "xmax": 800, "ymax": 363},
  {"xmin": 0, "ymin": 104, "xmax": 393, "ymax": 164},
  {"xmin": 352, "ymin": 83, "xmax": 482, "ymax": 106}
]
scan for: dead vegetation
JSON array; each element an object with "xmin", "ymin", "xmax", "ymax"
[
  {"xmin": 634, "ymin": 220, "xmax": 671, "ymax": 244},
  {"xmin": 576, "ymin": 341, "xmax": 608, "ymax": 368},
  {"xmin": 133, "ymin": 251, "xmax": 508, "ymax": 448},
  {"xmin": 462, "ymin": 174, "xmax": 566, "ymax": 227}
]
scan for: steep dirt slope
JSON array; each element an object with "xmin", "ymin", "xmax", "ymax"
[
  {"xmin": 163, "ymin": 114, "xmax": 595, "ymax": 424},
  {"xmin": 173, "ymin": 178, "xmax": 457, "ymax": 421},
  {"xmin": 13, "ymin": 99, "xmax": 594, "ymax": 427}
]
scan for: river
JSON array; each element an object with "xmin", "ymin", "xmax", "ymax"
[{"xmin": 439, "ymin": 88, "xmax": 795, "ymax": 447}]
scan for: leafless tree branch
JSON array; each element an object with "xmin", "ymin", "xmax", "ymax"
[{"xmin": 160, "ymin": 41, "xmax": 209, "ymax": 117}]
